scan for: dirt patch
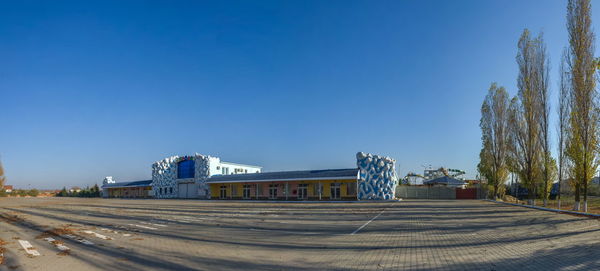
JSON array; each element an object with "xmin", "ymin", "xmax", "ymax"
[
  {"xmin": 0, "ymin": 214, "xmax": 24, "ymax": 224},
  {"xmin": 57, "ymin": 250, "xmax": 71, "ymax": 256},
  {"xmin": 36, "ymin": 226, "xmax": 78, "ymax": 239},
  {"xmin": 130, "ymin": 238, "xmax": 144, "ymax": 241},
  {"xmin": 0, "ymin": 238, "xmax": 7, "ymax": 265}
]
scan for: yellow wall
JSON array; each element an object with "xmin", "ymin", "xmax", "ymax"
[
  {"xmin": 210, "ymin": 183, "xmax": 244, "ymax": 198},
  {"xmin": 209, "ymin": 179, "xmax": 357, "ymax": 199}
]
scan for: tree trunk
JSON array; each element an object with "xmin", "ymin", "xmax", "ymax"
[
  {"xmin": 574, "ymin": 182, "xmax": 581, "ymax": 211},
  {"xmin": 543, "ymin": 168, "xmax": 549, "ymax": 207},
  {"xmin": 494, "ymin": 183, "xmax": 499, "ymax": 201},
  {"xmin": 583, "ymin": 179, "xmax": 588, "ymax": 212},
  {"xmin": 557, "ymin": 177, "xmax": 561, "ymax": 209}
]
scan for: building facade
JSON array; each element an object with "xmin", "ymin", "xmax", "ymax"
[
  {"xmin": 151, "ymin": 154, "xmax": 261, "ymax": 199},
  {"xmin": 102, "ymin": 152, "xmax": 398, "ymax": 201}
]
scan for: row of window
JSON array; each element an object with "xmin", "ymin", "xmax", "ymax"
[
  {"xmin": 157, "ymin": 187, "xmax": 174, "ymax": 195},
  {"xmin": 220, "ymin": 167, "xmax": 258, "ymax": 175},
  {"xmin": 218, "ymin": 183, "xmax": 355, "ymax": 199},
  {"xmin": 177, "ymin": 160, "xmax": 260, "ymax": 179}
]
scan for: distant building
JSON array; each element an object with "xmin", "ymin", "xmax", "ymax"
[
  {"xmin": 102, "ymin": 180, "xmax": 152, "ymax": 198},
  {"xmin": 69, "ymin": 187, "xmax": 81, "ymax": 193},
  {"xmin": 424, "ymin": 176, "xmax": 466, "ymax": 188},
  {"xmin": 3, "ymin": 185, "xmax": 13, "ymax": 193}
]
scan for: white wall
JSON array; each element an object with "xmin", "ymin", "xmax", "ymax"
[{"xmin": 217, "ymin": 161, "xmax": 261, "ymax": 175}]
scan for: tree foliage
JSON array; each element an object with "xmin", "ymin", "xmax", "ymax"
[
  {"xmin": 55, "ymin": 185, "xmax": 101, "ymax": 198},
  {"xmin": 507, "ymin": 29, "xmax": 549, "ymax": 202},
  {"xmin": 557, "ymin": 49, "xmax": 572, "ymax": 207},
  {"xmin": 565, "ymin": 0, "xmax": 598, "ymax": 211},
  {"xmin": 478, "ymin": 83, "xmax": 510, "ymax": 199}
]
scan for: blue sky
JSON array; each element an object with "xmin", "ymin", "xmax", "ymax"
[{"xmin": 1, "ymin": 0, "xmax": 596, "ymax": 189}]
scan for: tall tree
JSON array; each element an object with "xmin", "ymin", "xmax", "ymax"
[
  {"xmin": 565, "ymin": 0, "xmax": 598, "ymax": 212},
  {"xmin": 534, "ymin": 33, "xmax": 553, "ymax": 206},
  {"xmin": 557, "ymin": 49, "xmax": 571, "ymax": 210},
  {"xmin": 479, "ymin": 83, "xmax": 510, "ymax": 199},
  {"xmin": 508, "ymin": 29, "xmax": 544, "ymax": 205}
]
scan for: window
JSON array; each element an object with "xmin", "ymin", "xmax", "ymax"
[
  {"xmin": 220, "ymin": 185, "xmax": 227, "ymax": 199},
  {"xmin": 232, "ymin": 184, "xmax": 237, "ymax": 197},
  {"xmin": 346, "ymin": 182, "xmax": 357, "ymax": 196},
  {"xmin": 269, "ymin": 184, "xmax": 278, "ymax": 199},
  {"xmin": 177, "ymin": 160, "xmax": 195, "ymax": 179},
  {"xmin": 159, "ymin": 188, "xmax": 163, "ymax": 195},
  {"xmin": 222, "ymin": 167, "xmax": 229, "ymax": 175},
  {"xmin": 243, "ymin": 184, "xmax": 251, "ymax": 199},
  {"xmin": 298, "ymin": 184, "xmax": 308, "ymax": 199},
  {"xmin": 330, "ymin": 183, "xmax": 340, "ymax": 199},
  {"xmin": 170, "ymin": 187, "xmax": 173, "ymax": 194}
]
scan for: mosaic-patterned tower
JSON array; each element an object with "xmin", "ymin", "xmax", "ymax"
[
  {"xmin": 151, "ymin": 154, "xmax": 213, "ymax": 199},
  {"xmin": 356, "ymin": 152, "xmax": 398, "ymax": 200}
]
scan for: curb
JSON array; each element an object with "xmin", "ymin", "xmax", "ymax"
[
  {"xmin": 102, "ymin": 198, "xmax": 403, "ymax": 203},
  {"xmin": 484, "ymin": 199, "xmax": 600, "ymax": 218}
]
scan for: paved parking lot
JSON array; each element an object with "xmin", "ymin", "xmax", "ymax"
[{"xmin": 0, "ymin": 198, "xmax": 599, "ymax": 270}]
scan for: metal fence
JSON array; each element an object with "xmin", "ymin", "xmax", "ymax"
[{"xmin": 396, "ymin": 186, "xmax": 485, "ymax": 200}]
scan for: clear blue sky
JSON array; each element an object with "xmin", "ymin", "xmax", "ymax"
[{"xmin": 1, "ymin": 0, "xmax": 597, "ymax": 189}]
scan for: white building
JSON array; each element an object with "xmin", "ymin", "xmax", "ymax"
[{"xmin": 151, "ymin": 154, "xmax": 262, "ymax": 199}]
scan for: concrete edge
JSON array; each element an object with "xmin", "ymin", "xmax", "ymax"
[
  {"xmin": 101, "ymin": 198, "xmax": 403, "ymax": 203},
  {"xmin": 484, "ymin": 199, "xmax": 600, "ymax": 218}
]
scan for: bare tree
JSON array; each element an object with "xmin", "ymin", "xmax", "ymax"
[
  {"xmin": 565, "ymin": 0, "xmax": 598, "ymax": 212},
  {"xmin": 479, "ymin": 83, "xmax": 510, "ymax": 199},
  {"xmin": 557, "ymin": 49, "xmax": 571, "ymax": 210}
]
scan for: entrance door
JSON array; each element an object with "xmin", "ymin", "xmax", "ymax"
[
  {"xmin": 220, "ymin": 185, "xmax": 227, "ymax": 199},
  {"xmin": 298, "ymin": 184, "xmax": 308, "ymax": 200},
  {"xmin": 330, "ymin": 183, "xmax": 340, "ymax": 199},
  {"xmin": 178, "ymin": 184, "xmax": 187, "ymax": 198},
  {"xmin": 178, "ymin": 183, "xmax": 199, "ymax": 198},
  {"xmin": 269, "ymin": 184, "xmax": 278, "ymax": 199},
  {"xmin": 186, "ymin": 183, "xmax": 198, "ymax": 198},
  {"xmin": 243, "ymin": 184, "xmax": 251, "ymax": 199}
]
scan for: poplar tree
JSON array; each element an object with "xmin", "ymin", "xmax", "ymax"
[
  {"xmin": 565, "ymin": 0, "xmax": 598, "ymax": 212},
  {"xmin": 508, "ymin": 29, "xmax": 544, "ymax": 205},
  {"xmin": 479, "ymin": 83, "xmax": 510, "ymax": 199},
  {"xmin": 557, "ymin": 49, "xmax": 571, "ymax": 210},
  {"xmin": 534, "ymin": 33, "xmax": 554, "ymax": 206}
]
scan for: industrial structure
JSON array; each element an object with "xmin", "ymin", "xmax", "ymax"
[{"xmin": 403, "ymin": 167, "xmax": 466, "ymax": 185}]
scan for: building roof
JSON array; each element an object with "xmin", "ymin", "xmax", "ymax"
[
  {"xmin": 423, "ymin": 176, "xmax": 466, "ymax": 186},
  {"xmin": 3, "ymin": 185, "xmax": 13, "ymax": 190},
  {"xmin": 102, "ymin": 180, "xmax": 152, "ymax": 189},
  {"xmin": 206, "ymin": 168, "xmax": 359, "ymax": 184}
]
